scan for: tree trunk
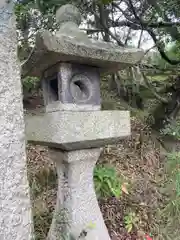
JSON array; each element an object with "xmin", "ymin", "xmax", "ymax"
[{"xmin": 0, "ymin": 1, "xmax": 34, "ymax": 239}]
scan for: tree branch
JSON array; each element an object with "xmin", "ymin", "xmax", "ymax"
[
  {"xmin": 147, "ymin": 28, "xmax": 180, "ymax": 65},
  {"xmin": 111, "ymin": 19, "xmax": 180, "ymax": 29},
  {"xmin": 85, "ymin": 3, "xmax": 124, "ymax": 46},
  {"xmin": 125, "ymin": 0, "xmax": 180, "ymax": 65},
  {"xmin": 138, "ymin": 29, "xmax": 143, "ymax": 48}
]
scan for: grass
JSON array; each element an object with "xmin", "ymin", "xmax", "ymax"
[{"xmin": 151, "ymin": 152, "xmax": 180, "ymax": 240}]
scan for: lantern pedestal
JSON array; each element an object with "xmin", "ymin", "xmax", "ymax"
[{"xmin": 47, "ymin": 148, "xmax": 111, "ymax": 240}]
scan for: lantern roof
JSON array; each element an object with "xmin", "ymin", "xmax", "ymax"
[{"xmin": 21, "ymin": 4, "xmax": 144, "ymax": 78}]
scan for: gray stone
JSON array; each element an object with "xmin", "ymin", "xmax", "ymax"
[
  {"xmin": 47, "ymin": 148, "xmax": 111, "ymax": 240},
  {"xmin": 21, "ymin": 4, "xmax": 144, "ymax": 78},
  {"xmin": 0, "ymin": 3, "xmax": 33, "ymax": 240},
  {"xmin": 25, "ymin": 110, "xmax": 130, "ymax": 150},
  {"xmin": 42, "ymin": 62, "xmax": 101, "ymax": 110},
  {"xmin": 56, "ymin": 4, "xmax": 81, "ymax": 26},
  {"xmin": 45, "ymin": 102, "xmax": 101, "ymax": 112}
]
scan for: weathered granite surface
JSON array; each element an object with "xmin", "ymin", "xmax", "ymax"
[
  {"xmin": 0, "ymin": 2, "xmax": 33, "ymax": 240},
  {"xmin": 56, "ymin": 4, "xmax": 82, "ymax": 26},
  {"xmin": 45, "ymin": 102, "xmax": 101, "ymax": 112},
  {"xmin": 25, "ymin": 110, "xmax": 130, "ymax": 150},
  {"xmin": 21, "ymin": 4, "xmax": 144, "ymax": 78},
  {"xmin": 47, "ymin": 148, "xmax": 111, "ymax": 240},
  {"xmin": 42, "ymin": 62, "xmax": 101, "ymax": 111}
]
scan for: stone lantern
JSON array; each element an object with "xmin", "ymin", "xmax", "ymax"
[{"xmin": 22, "ymin": 4, "xmax": 144, "ymax": 240}]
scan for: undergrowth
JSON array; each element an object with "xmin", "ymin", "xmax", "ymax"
[
  {"xmin": 94, "ymin": 165, "xmax": 123, "ymax": 199},
  {"xmin": 161, "ymin": 120, "xmax": 180, "ymax": 139},
  {"xmin": 124, "ymin": 211, "xmax": 139, "ymax": 233},
  {"xmin": 156, "ymin": 152, "xmax": 180, "ymax": 240}
]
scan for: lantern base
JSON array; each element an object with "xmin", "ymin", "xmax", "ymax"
[{"xmin": 47, "ymin": 148, "xmax": 111, "ymax": 240}]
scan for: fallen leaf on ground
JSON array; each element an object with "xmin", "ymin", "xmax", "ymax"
[{"xmin": 121, "ymin": 183, "xmax": 129, "ymax": 194}]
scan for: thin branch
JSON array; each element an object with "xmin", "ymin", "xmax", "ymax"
[
  {"xmin": 86, "ymin": 4, "xmax": 124, "ymax": 46},
  {"xmin": 20, "ymin": 46, "xmax": 35, "ymax": 78},
  {"xmin": 124, "ymin": 28, "xmax": 131, "ymax": 45},
  {"xmin": 139, "ymin": 0, "xmax": 150, "ymax": 18},
  {"xmin": 137, "ymin": 29, "xmax": 143, "ymax": 48},
  {"xmin": 112, "ymin": 2, "xmax": 133, "ymax": 21},
  {"xmin": 125, "ymin": 0, "xmax": 180, "ymax": 65},
  {"xmin": 143, "ymin": 44, "xmax": 156, "ymax": 56},
  {"xmin": 79, "ymin": 28, "xmax": 103, "ymax": 34},
  {"xmin": 128, "ymin": 0, "xmax": 141, "ymax": 23},
  {"xmin": 111, "ymin": 20, "xmax": 180, "ymax": 29}
]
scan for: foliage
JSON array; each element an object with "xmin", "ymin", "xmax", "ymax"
[
  {"xmin": 14, "ymin": 1, "xmax": 32, "ymax": 31},
  {"xmin": 16, "ymin": 0, "xmax": 69, "ymax": 13},
  {"xmin": 15, "ymin": 0, "xmax": 180, "ymax": 63},
  {"xmin": 23, "ymin": 76, "xmax": 40, "ymax": 92},
  {"xmin": 152, "ymin": 41, "xmax": 180, "ymax": 69},
  {"xmin": 124, "ymin": 211, "xmax": 139, "ymax": 233},
  {"xmin": 94, "ymin": 165, "xmax": 122, "ymax": 199},
  {"xmin": 166, "ymin": 152, "xmax": 180, "ymax": 195},
  {"xmin": 160, "ymin": 120, "xmax": 180, "ymax": 139},
  {"xmin": 157, "ymin": 152, "xmax": 180, "ymax": 239}
]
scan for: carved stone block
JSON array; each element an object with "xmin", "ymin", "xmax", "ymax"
[{"xmin": 42, "ymin": 62, "xmax": 101, "ymax": 112}]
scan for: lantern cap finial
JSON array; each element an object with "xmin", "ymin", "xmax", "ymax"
[{"xmin": 56, "ymin": 4, "xmax": 81, "ymax": 26}]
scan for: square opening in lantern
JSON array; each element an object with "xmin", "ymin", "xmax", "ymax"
[
  {"xmin": 46, "ymin": 74, "xmax": 59, "ymax": 103},
  {"xmin": 42, "ymin": 72, "xmax": 60, "ymax": 106},
  {"xmin": 49, "ymin": 78, "xmax": 59, "ymax": 101}
]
